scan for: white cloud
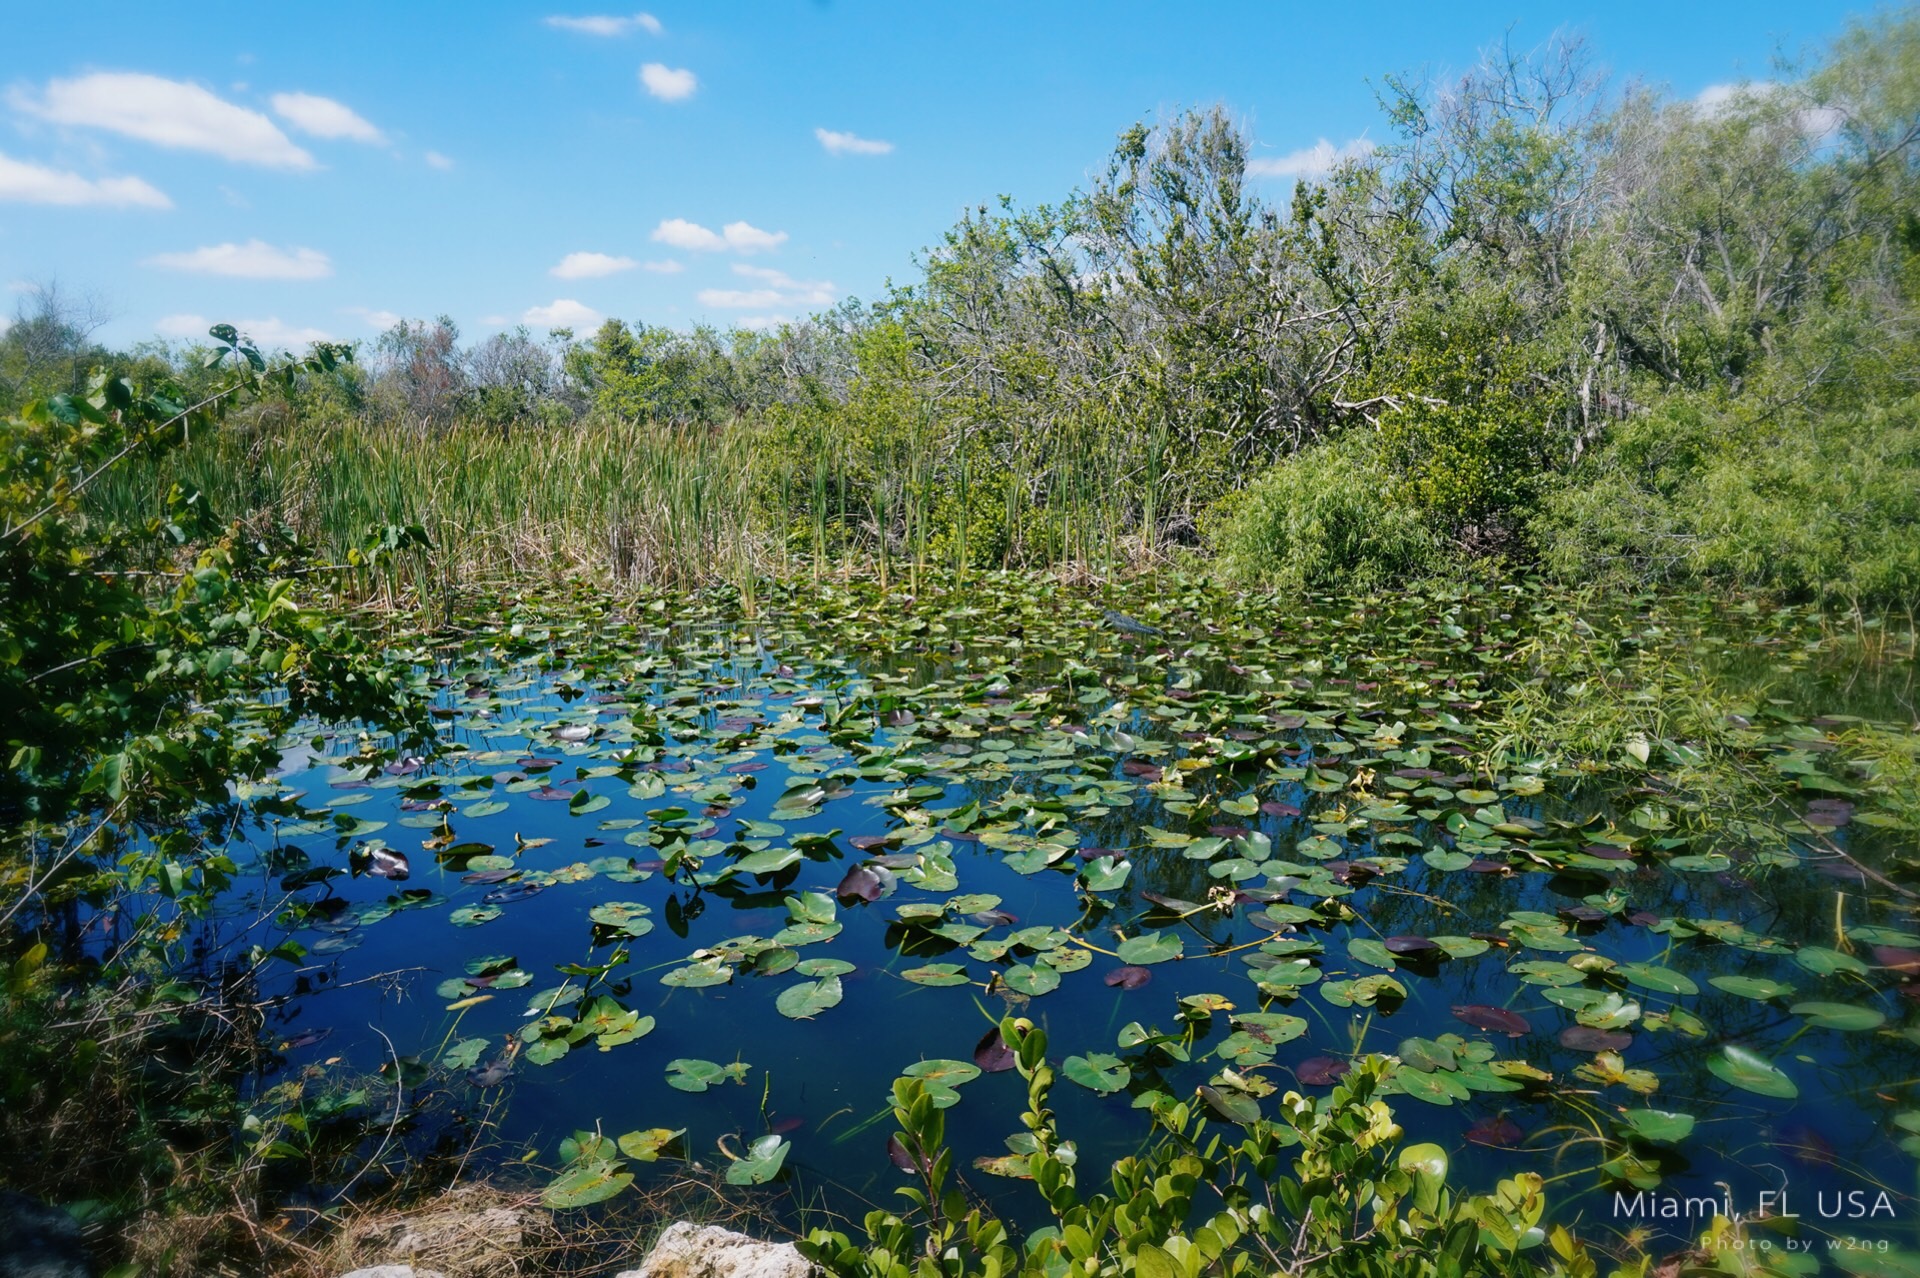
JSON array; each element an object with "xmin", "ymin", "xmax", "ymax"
[
  {"xmin": 639, "ymin": 63, "xmax": 697, "ymax": 102},
  {"xmin": 546, "ymin": 12, "xmax": 661, "ymax": 35},
  {"xmin": 551, "ymin": 251, "xmax": 638, "ymax": 279},
  {"xmin": 0, "ymin": 152, "xmax": 170, "ymax": 208},
  {"xmin": 650, "ymin": 218, "xmax": 788, "ymax": 254},
  {"xmin": 718, "ymin": 221, "xmax": 786, "ymax": 253},
  {"xmin": 270, "ymin": 92, "xmax": 385, "ymax": 144},
  {"xmin": 815, "ymin": 127, "xmax": 894, "ymax": 156},
  {"xmin": 523, "ymin": 298, "xmax": 603, "ymax": 329},
  {"xmin": 1246, "ymin": 136, "xmax": 1375, "ymax": 180},
  {"xmin": 145, "ymin": 240, "xmax": 332, "ymax": 280},
  {"xmin": 641, "ymin": 259, "xmax": 684, "ymax": 274},
  {"xmin": 424, "ymin": 150, "xmax": 455, "ymax": 170},
  {"xmin": 343, "ymin": 305, "xmax": 402, "ymax": 330},
  {"xmin": 16, "ymin": 72, "xmax": 315, "ymax": 169},
  {"xmin": 1694, "ymin": 81, "xmax": 1844, "ymax": 140},
  {"xmin": 699, "ymin": 264, "xmax": 836, "ymax": 310},
  {"xmin": 736, "ymin": 315, "xmax": 789, "ymax": 330},
  {"xmin": 156, "ymin": 313, "xmax": 333, "ymax": 350}
]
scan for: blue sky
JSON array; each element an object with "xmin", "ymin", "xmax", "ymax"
[{"xmin": 0, "ymin": 1, "xmax": 1865, "ymax": 350}]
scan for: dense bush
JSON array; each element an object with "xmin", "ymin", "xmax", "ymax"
[
  {"xmin": 1206, "ymin": 433, "xmax": 1439, "ymax": 590},
  {"xmin": 1535, "ymin": 396, "xmax": 1920, "ymax": 606}
]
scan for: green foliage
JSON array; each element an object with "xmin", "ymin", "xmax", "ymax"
[
  {"xmin": 1, "ymin": 323, "xmax": 445, "ymax": 1270},
  {"xmin": 1, "ymin": 344, "xmax": 435, "ymax": 830},
  {"xmin": 1536, "ymin": 396, "xmax": 1920, "ymax": 605},
  {"xmin": 799, "ymin": 1017, "xmax": 1608, "ymax": 1278},
  {"xmin": 1207, "ymin": 433, "xmax": 1438, "ymax": 589},
  {"xmin": 1374, "ymin": 292, "xmax": 1570, "ymax": 539}
]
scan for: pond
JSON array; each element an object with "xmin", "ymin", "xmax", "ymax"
[{"xmin": 181, "ymin": 576, "xmax": 1920, "ymax": 1255}]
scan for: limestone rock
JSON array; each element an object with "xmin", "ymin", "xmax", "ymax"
[{"xmin": 616, "ymin": 1222, "xmax": 812, "ymax": 1278}]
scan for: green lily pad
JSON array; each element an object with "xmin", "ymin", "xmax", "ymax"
[
  {"xmin": 1707, "ymin": 1045, "xmax": 1798, "ymax": 1099},
  {"xmin": 1616, "ymin": 963, "xmax": 1699, "ymax": 996},
  {"xmin": 1790, "ymin": 1001, "xmax": 1886, "ymax": 1031},
  {"xmin": 1709, "ymin": 975, "xmax": 1795, "ymax": 1001},
  {"xmin": 541, "ymin": 1160, "xmax": 632, "ymax": 1208},
  {"xmin": 775, "ymin": 977, "xmax": 844, "ymax": 1020},
  {"xmin": 665, "ymin": 1058, "xmax": 750, "ymax": 1093},
  {"xmin": 1001, "ymin": 963, "xmax": 1061, "ymax": 996},
  {"xmin": 1063, "ymin": 1053, "xmax": 1130, "ymax": 1094},
  {"xmin": 1116, "ymin": 932, "xmax": 1184, "ymax": 965},
  {"xmin": 1620, "ymin": 1109, "xmax": 1696, "ymax": 1143},
  {"xmin": 725, "ymin": 1134, "xmax": 789, "ymax": 1185},
  {"xmin": 901, "ymin": 963, "xmax": 971, "ymax": 987}
]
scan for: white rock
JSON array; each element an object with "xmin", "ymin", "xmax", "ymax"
[{"xmin": 616, "ymin": 1221, "xmax": 813, "ymax": 1278}]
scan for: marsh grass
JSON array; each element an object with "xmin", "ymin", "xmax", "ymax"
[{"xmin": 87, "ymin": 413, "xmax": 1159, "ymax": 610}]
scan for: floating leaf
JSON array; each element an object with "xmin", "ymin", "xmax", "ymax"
[
  {"xmin": 1616, "ymin": 963, "xmax": 1699, "ymax": 996},
  {"xmin": 902, "ymin": 963, "xmax": 970, "ymax": 987},
  {"xmin": 666, "ymin": 1058, "xmax": 749, "ymax": 1093},
  {"xmin": 1348, "ymin": 938, "xmax": 1397, "ymax": 970},
  {"xmin": 1790, "ymin": 1001, "xmax": 1885, "ymax": 1032},
  {"xmin": 1709, "ymin": 975, "xmax": 1795, "ymax": 1002},
  {"xmin": 541, "ymin": 1161, "xmax": 631, "ymax": 1208},
  {"xmin": 1116, "ymin": 932, "xmax": 1184, "ymax": 965},
  {"xmin": 724, "ymin": 1134, "xmax": 789, "ymax": 1185},
  {"xmin": 1063, "ymin": 1053, "xmax": 1130, "ymax": 1094},
  {"xmin": 1197, "ymin": 1085, "xmax": 1260, "ymax": 1125},
  {"xmin": 974, "ymin": 1026, "xmax": 1015, "ymax": 1073},
  {"xmin": 617, "ymin": 1128, "xmax": 682, "ymax": 1162},
  {"xmin": 1000, "ymin": 964, "xmax": 1060, "ymax": 997},
  {"xmin": 775, "ymin": 977, "xmax": 844, "ymax": 1020},
  {"xmin": 1620, "ymin": 1109, "xmax": 1696, "ymax": 1143},
  {"xmin": 1707, "ymin": 1045, "xmax": 1798, "ymax": 1099},
  {"xmin": 1452, "ymin": 1005, "xmax": 1530, "ymax": 1036}
]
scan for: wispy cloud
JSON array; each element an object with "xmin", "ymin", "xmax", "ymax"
[
  {"xmin": 424, "ymin": 150, "xmax": 455, "ymax": 170},
  {"xmin": 639, "ymin": 63, "xmax": 697, "ymax": 102},
  {"xmin": 815, "ymin": 127, "xmax": 893, "ymax": 156},
  {"xmin": 699, "ymin": 263, "xmax": 835, "ymax": 309},
  {"xmin": 546, "ymin": 12, "xmax": 662, "ymax": 36},
  {"xmin": 551, "ymin": 251, "xmax": 638, "ymax": 279},
  {"xmin": 523, "ymin": 298, "xmax": 603, "ymax": 329},
  {"xmin": 0, "ymin": 151, "xmax": 170, "ymax": 208},
  {"xmin": 157, "ymin": 313, "xmax": 333, "ymax": 349},
  {"xmin": 651, "ymin": 218, "xmax": 787, "ymax": 254},
  {"xmin": 15, "ymin": 72, "xmax": 315, "ymax": 169},
  {"xmin": 736, "ymin": 315, "xmax": 788, "ymax": 331},
  {"xmin": 1246, "ymin": 136, "xmax": 1374, "ymax": 180},
  {"xmin": 145, "ymin": 240, "xmax": 332, "ymax": 280},
  {"xmin": 270, "ymin": 92, "xmax": 385, "ymax": 144}
]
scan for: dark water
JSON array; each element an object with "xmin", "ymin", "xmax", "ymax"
[{"xmin": 178, "ymin": 582, "xmax": 1920, "ymax": 1259}]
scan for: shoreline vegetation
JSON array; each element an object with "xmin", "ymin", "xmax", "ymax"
[{"xmin": 2, "ymin": 11, "xmax": 1918, "ymax": 1278}]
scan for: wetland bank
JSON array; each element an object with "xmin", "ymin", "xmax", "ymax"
[{"xmin": 6, "ymin": 7, "xmax": 1920, "ymax": 1276}]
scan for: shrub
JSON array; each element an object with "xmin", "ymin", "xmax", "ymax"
[
  {"xmin": 1207, "ymin": 433, "xmax": 1438, "ymax": 590},
  {"xmin": 1535, "ymin": 396, "xmax": 1920, "ymax": 608}
]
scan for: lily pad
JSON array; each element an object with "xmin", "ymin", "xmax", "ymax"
[
  {"xmin": 1115, "ymin": 933, "xmax": 1184, "ymax": 965},
  {"xmin": 1707, "ymin": 1045, "xmax": 1798, "ymax": 1099},
  {"xmin": 775, "ymin": 977, "xmax": 844, "ymax": 1020},
  {"xmin": 1062, "ymin": 1053, "xmax": 1130, "ymax": 1094}
]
